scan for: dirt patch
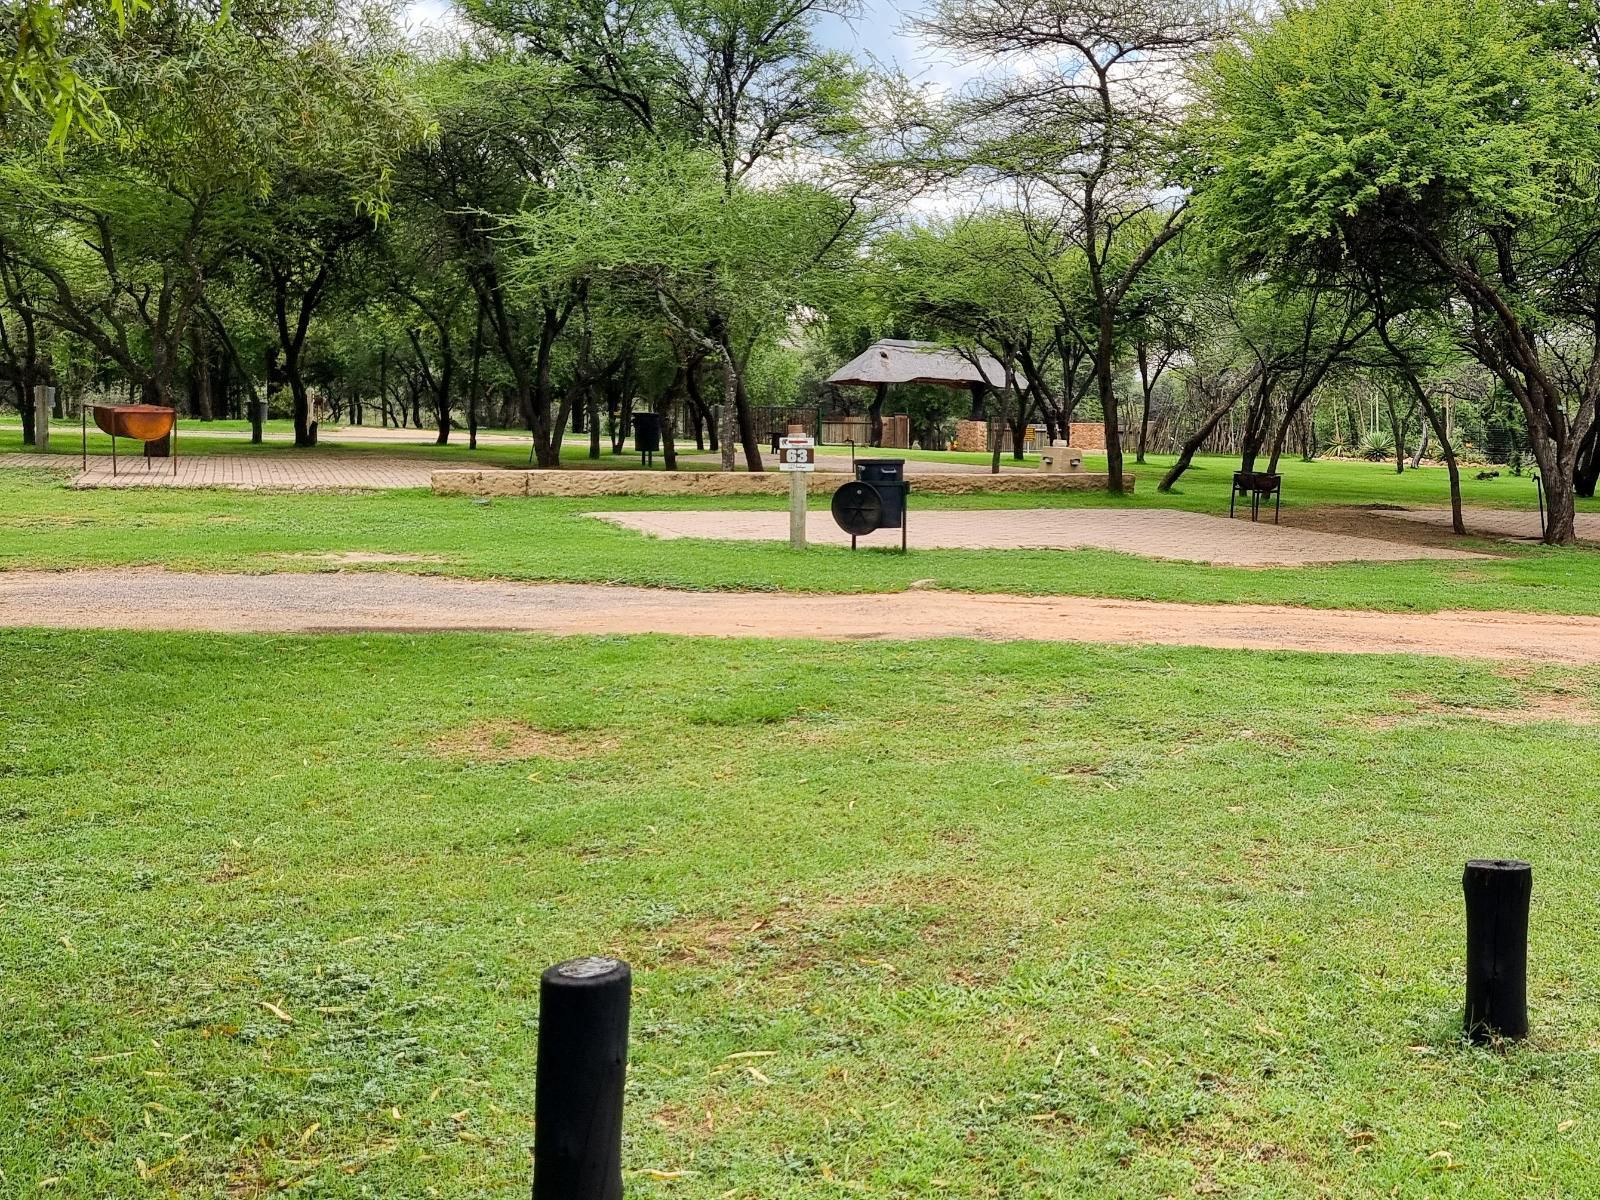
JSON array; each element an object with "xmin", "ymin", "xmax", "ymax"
[
  {"xmin": 13, "ymin": 570, "xmax": 1600, "ymax": 663},
  {"xmin": 267, "ymin": 551, "xmax": 446, "ymax": 565},
  {"xmin": 205, "ymin": 858, "xmax": 250, "ymax": 884},
  {"xmin": 1283, "ymin": 505, "xmax": 1513, "ymax": 556},
  {"xmin": 635, "ymin": 876, "xmax": 1027, "ymax": 981},
  {"xmin": 1368, "ymin": 689, "xmax": 1600, "ymax": 728},
  {"xmin": 428, "ymin": 719, "xmax": 619, "ymax": 763}
]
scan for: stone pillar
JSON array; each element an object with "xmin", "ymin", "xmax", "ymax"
[
  {"xmin": 953, "ymin": 419, "xmax": 989, "ymax": 453},
  {"xmin": 33, "ymin": 385, "xmax": 54, "ymax": 452}
]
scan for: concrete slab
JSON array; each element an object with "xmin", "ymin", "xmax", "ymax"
[{"xmin": 590, "ymin": 507, "xmax": 1490, "ymax": 566}]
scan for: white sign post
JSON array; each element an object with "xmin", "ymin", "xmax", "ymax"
[{"xmin": 777, "ymin": 433, "xmax": 816, "ymax": 550}]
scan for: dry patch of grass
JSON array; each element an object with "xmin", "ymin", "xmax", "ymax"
[
  {"xmin": 266, "ymin": 551, "xmax": 446, "ymax": 565},
  {"xmin": 428, "ymin": 719, "xmax": 619, "ymax": 763},
  {"xmin": 1368, "ymin": 688, "xmax": 1600, "ymax": 728},
  {"xmin": 633, "ymin": 875, "xmax": 1027, "ymax": 982}
]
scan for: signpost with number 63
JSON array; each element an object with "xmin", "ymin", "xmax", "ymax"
[{"xmin": 778, "ymin": 433, "xmax": 815, "ymax": 549}]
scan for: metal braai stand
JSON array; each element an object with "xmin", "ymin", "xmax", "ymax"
[
  {"xmin": 83, "ymin": 404, "xmax": 178, "ymax": 478},
  {"xmin": 830, "ymin": 458, "xmax": 910, "ymax": 551}
]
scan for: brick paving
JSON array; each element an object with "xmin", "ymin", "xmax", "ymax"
[
  {"xmin": 592, "ymin": 508, "xmax": 1489, "ymax": 566},
  {"xmin": 0, "ymin": 452, "xmax": 444, "ymax": 490},
  {"xmin": 1375, "ymin": 507, "xmax": 1600, "ymax": 541}
]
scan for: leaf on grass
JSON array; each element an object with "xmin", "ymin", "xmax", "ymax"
[
  {"xmin": 640, "ymin": 1169, "xmax": 696, "ymax": 1180},
  {"xmin": 724, "ymin": 1051, "xmax": 777, "ymax": 1060},
  {"xmin": 299, "ymin": 1122, "xmax": 320, "ymax": 1145},
  {"xmin": 744, "ymin": 1067, "xmax": 772, "ymax": 1085},
  {"xmin": 258, "ymin": 1000, "xmax": 294, "ymax": 1023}
]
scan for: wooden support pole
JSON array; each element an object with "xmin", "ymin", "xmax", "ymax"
[
  {"xmin": 533, "ymin": 956, "xmax": 631, "ymax": 1200},
  {"xmin": 1463, "ymin": 859, "xmax": 1531, "ymax": 1042},
  {"xmin": 789, "ymin": 469, "xmax": 807, "ymax": 550},
  {"xmin": 787, "ymin": 421, "xmax": 806, "ymax": 550}
]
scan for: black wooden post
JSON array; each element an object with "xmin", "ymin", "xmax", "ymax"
[
  {"xmin": 533, "ymin": 956, "xmax": 631, "ymax": 1200},
  {"xmin": 1463, "ymin": 859, "xmax": 1531, "ymax": 1042}
]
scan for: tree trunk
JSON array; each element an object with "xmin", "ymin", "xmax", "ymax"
[
  {"xmin": 17, "ymin": 382, "xmax": 35, "ymax": 445},
  {"xmin": 1137, "ymin": 384, "xmax": 1153, "ymax": 464},
  {"xmin": 733, "ymin": 368, "xmax": 763, "ymax": 471},
  {"xmin": 1385, "ymin": 390, "xmax": 1408, "ymax": 473},
  {"xmin": 189, "ymin": 322, "xmax": 213, "ymax": 421},
  {"xmin": 654, "ymin": 364, "xmax": 683, "ymax": 472},
  {"xmin": 870, "ymin": 382, "xmax": 886, "ymax": 448},
  {"xmin": 466, "ymin": 298, "xmax": 483, "ymax": 451},
  {"xmin": 685, "ymin": 359, "xmax": 712, "ymax": 452},
  {"xmin": 1160, "ymin": 367, "xmax": 1266, "ymax": 492},
  {"xmin": 1097, "ymin": 312, "xmax": 1124, "ymax": 491},
  {"xmin": 716, "ymin": 346, "xmax": 738, "ymax": 471}
]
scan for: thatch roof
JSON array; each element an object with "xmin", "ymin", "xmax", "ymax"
[{"xmin": 827, "ymin": 339, "xmax": 1004, "ymax": 389}]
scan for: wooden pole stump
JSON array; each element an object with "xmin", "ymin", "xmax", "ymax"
[
  {"xmin": 1463, "ymin": 859, "xmax": 1531, "ymax": 1042},
  {"xmin": 533, "ymin": 956, "xmax": 631, "ymax": 1200}
]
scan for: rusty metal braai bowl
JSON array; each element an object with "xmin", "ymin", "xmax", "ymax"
[{"xmin": 92, "ymin": 404, "xmax": 176, "ymax": 442}]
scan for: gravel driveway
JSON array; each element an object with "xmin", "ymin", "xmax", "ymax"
[{"xmin": 5, "ymin": 568, "xmax": 1599, "ymax": 662}]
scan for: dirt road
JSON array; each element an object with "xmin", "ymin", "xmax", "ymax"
[{"xmin": 5, "ymin": 568, "xmax": 1600, "ymax": 662}]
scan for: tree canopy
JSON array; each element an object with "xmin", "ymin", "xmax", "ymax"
[{"xmin": 8, "ymin": 0, "xmax": 1600, "ymax": 540}]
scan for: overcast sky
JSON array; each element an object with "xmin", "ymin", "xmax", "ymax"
[{"xmin": 399, "ymin": 0, "xmax": 981, "ymax": 93}]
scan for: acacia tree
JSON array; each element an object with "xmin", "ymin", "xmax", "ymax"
[
  {"xmin": 403, "ymin": 56, "xmax": 618, "ymax": 466},
  {"xmin": 1197, "ymin": 0, "xmax": 1600, "ymax": 543},
  {"xmin": 0, "ymin": 3, "xmax": 420, "ymax": 426},
  {"xmin": 894, "ymin": 0, "xmax": 1236, "ymax": 491},
  {"xmin": 1155, "ymin": 276, "xmax": 1372, "ymax": 492},
  {"xmin": 873, "ymin": 215, "xmax": 1051, "ymax": 466},
  {"xmin": 510, "ymin": 147, "xmax": 864, "ymax": 470},
  {"xmin": 467, "ymin": 0, "xmax": 867, "ymax": 469},
  {"xmin": 1, "ymin": 0, "xmax": 152, "ymax": 139},
  {"xmin": 0, "ymin": 241, "xmax": 49, "ymax": 441},
  {"xmin": 0, "ymin": 16, "xmax": 258, "ymax": 407}
]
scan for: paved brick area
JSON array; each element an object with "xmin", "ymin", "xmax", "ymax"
[
  {"xmin": 1375, "ymin": 507, "xmax": 1600, "ymax": 541},
  {"xmin": 0, "ymin": 452, "xmax": 442, "ymax": 490},
  {"xmin": 591, "ymin": 508, "xmax": 1489, "ymax": 566}
]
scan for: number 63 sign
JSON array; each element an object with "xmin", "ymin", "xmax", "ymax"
[{"xmin": 777, "ymin": 435, "xmax": 816, "ymax": 472}]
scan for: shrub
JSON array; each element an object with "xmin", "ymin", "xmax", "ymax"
[{"xmin": 1358, "ymin": 430, "xmax": 1394, "ymax": 461}]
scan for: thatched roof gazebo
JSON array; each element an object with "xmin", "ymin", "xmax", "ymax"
[
  {"xmin": 828, "ymin": 339, "xmax": 1004, "ymax": 390},
  {"xmin": 827, "ymin": 339, "xmax": 1005, "ymax": 444}
]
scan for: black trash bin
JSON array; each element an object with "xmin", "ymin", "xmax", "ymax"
[
  {"xmin": 632, "ymin": 412, "xmax": 661, "ymax": 465},
  {"xmin": 855, "ymin": 458, "xmax": 908, "ymax": 528}
]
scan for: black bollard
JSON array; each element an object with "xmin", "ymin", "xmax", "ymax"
[
  {"xmin": 1463, "ymin": 859, "xmax": 1531, "ymax": 1042},
  {"xmin": 533, "ymin": 956, "xmax": 632, "ymax": 1200}
]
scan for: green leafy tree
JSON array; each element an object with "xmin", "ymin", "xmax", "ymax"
[
  {"xmin": 888, "ymin": 0, "xmax": 1235, "ymax": 490},
  {"xmin": 1196, "ymin": 0, "xmax": 1600, "ymax": 543}
]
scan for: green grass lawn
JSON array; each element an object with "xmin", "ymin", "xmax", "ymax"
[
  {"xmin": 6, "ymin": 461, "xmax": 1600, "ymax": 615},
  {"xmin": 0, "ymin": 422, "xmax": 670, "ymax": 470},
  {"xmin": 4, "ymin": 630, "xmax": 1598, "ymax": 1198}
]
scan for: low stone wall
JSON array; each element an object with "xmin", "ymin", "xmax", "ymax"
[{"xmin": 433, "ymin": 468, "xmax": 1132, "ymax": 498}]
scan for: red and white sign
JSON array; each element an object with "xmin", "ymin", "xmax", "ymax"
[{"xmin": 777, "ymin": 435, "xmax": 816, "ymax": 472}]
